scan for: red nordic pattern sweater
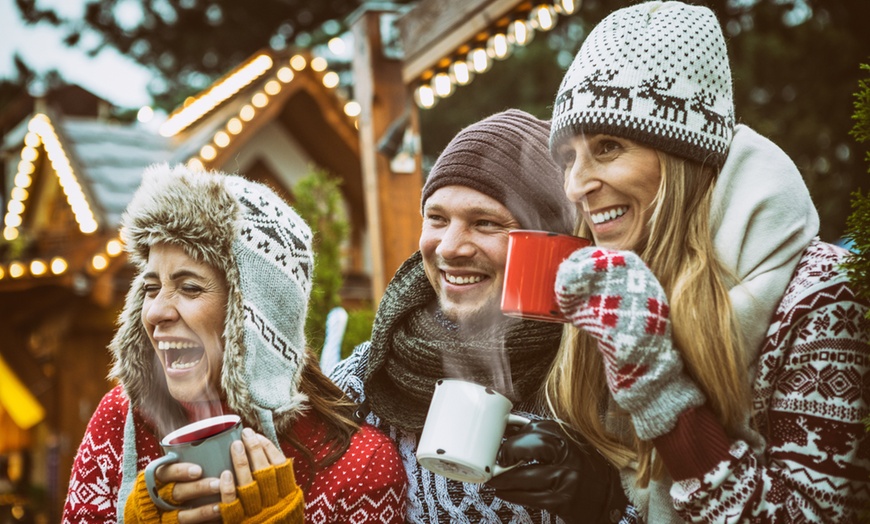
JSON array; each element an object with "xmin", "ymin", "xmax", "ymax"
[
  {"xmin": 649, "ymin": 240, "xmax": 870, "ymax": 522},
  {"xmin": 62, "ymin": 385, "xmax": 407, "ymax": 523}
]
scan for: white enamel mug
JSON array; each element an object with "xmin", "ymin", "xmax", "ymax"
[{"xmin": 416, "ymin": 379, "xmax": 530, "ymax": 483}]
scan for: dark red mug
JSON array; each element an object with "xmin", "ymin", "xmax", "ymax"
[{"xmin": 501, "ymin": 230, "xmax": 592, "ymax": 323}]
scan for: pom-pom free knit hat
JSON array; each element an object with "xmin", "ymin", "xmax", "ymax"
[
  {"xmin": 550, "ymin": 1, "xmax": 735, "ymax": 167},
  {"xmin": 421, "ymin": 109, "xmax": 575, "ymax": 235},
  {"xmin": 111, "ymin": 164, "xmax": 312, "ymax": 443}
]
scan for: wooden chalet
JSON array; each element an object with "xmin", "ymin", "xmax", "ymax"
[{"xmin": 0, "ymin": 0, "xmax": 577, "ymax": 519}]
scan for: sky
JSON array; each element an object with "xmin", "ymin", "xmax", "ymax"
[{"xmin": 0, "ymin": 0, "xmax": 153, "ymax": 108}]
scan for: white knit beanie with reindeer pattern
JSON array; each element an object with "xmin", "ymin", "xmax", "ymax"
[{"xmin": 550, "ymin": 1, "xmax": 734, "ymax": 167}]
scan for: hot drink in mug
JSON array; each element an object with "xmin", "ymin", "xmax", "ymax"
[
  {"xmin": 501, "ymin": 229, "xmax": 592, "ymax": 323},
  {"xmin": 417, "ymin": 379, "xmax": 529, "ymax": 483},
  {"xmin": 145, "ymin": 414, "xmax": 242, "ymax": 510}
]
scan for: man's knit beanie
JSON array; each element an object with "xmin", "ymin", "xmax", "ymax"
[
  {"xmin": 421, "ymin": 109, "xmax": 575, "ymax": 235},
  {"xmin": 550, "ymin": 1, "xmax": 734, "ymax": 167}
]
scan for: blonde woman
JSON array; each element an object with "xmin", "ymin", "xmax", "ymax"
[{"xmin": 534, "ymin": 2, "xmax": 869, "ymax": 522}]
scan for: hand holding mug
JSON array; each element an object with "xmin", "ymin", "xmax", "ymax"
[
  {"xmin": 486, "ymin": 419, "xmax": 627, "ymax": 524},
  {"xmin": 149, "ymin": 429, "xmax": 289, "ymax": 521},
  {"xmin": 138, "ymin": 417, "xmax": 301, "ymax": 523}
]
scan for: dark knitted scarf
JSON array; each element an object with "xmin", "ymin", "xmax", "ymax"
[{"xmin": 363, "ymin": 251, "xmax": 564, "ymax": 431}]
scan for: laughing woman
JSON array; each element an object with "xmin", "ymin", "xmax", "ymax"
[{"xmin": 62, "ymin": 164, "xmax": 406, "ymax": 523}]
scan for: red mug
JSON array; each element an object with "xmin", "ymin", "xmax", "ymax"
[{"xmin": 501, "ymin": 230, "xmax": 592, "ymax": 323}]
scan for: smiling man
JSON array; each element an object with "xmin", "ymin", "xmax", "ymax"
[{"xmin": 330, "ymin": 110, "xmax": 628, "ymax": 523}]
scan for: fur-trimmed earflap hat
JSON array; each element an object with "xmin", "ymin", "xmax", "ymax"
[
  {"xmin": 550, "ymin": 1, "xmax": 735, "ymax": 167},
  {"xmin": 421, "ymin": 109, "xmax": 575, "ymax": 234},
  {"xmin": 110, "ymin": 163, "xmax": 313, "ymax": 442}
]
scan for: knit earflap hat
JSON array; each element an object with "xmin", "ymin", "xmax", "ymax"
[
  {"xmin": 110, "ymin": 163, "xmax": 312, "ymax": 442},
  {"xmin": 550, "ymin": 1, "xmax": 734, "ymax": 167},
  {"xmin": 421, "ymin": 108, "xmax": 575, "ymax": 235}
]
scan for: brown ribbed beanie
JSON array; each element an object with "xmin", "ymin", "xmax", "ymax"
[{"xmin": 421, "ymin": 109, "xmax": 575, "ymax": 234}]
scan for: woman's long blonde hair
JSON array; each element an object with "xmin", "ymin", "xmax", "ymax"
[{"xmin": 546, "ymin": 151, "xmax": 749, "ymax": 486}]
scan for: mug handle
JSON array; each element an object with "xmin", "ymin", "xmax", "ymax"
[
  {"xmin": 491, "ymin": 414, "xmax": 531, "ymax": 477},
  {"xmin": 144, "ymin": 452, "xmax": 184, "ymax": 511}
]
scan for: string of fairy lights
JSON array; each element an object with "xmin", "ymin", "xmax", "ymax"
[
  {"xmin": 0, "ymin": 0, "xmax": 577, "ymax": 283},
  {"xmin": 412, "ymin": 0, "xmax": 578, "ymax": 109},
  {"xmin": 0, "ymin": 50, "xmax": 359, "ymax": 282},
  {"xmin": 160, "ymin": 50, "xmax": 361, "ymax": 172},
  {"xmin": 0, "ymin": 113, "xmax": 124, "ymax": 281}
]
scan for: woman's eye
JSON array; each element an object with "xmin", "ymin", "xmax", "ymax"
[
  {"xmin": 599, "ymin": 140, "xmax": 620, "ymax": 155},
  {"xmin": 559, "ymin": 150, "xmax": 576, "ymax": 171},
  {"xmin": 181, "ymin": 284, "xmax": 204, "ymax": 294},
  {"xmin": 142, "ymin": 284, "xmax": 159, "ymax": 296}
]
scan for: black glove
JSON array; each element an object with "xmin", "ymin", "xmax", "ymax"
[{"xmin": 485, "ymin": 419, "xmax": 628, "ymax": 524}]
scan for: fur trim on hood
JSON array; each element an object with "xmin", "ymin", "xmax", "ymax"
[{"xmin": 109, "ymin": 163, "xmax": 312, "ymax": 440}]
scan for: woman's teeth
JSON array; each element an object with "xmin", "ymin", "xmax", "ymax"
[
  {"xmin": 170, "ymin": 357, "xmax": 201, "ymax": 370},
  {"xmin": 445, "ymin": 273, "xmax": 483, "ymax": 285},
  {"xmin": 158, "ymin": 341, "xmax": 197, "ymax": 350},
  {"xmin": 591, "ymin": 207, "xmax": 628, "ymax": 225},
  {"xmin": 157, "ymin": 341, "xmax": 204, "ymax": 370}
]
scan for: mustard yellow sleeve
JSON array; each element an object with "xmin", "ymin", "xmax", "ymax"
[
  {"xmin": 124, "ymin": 470, "xmax": 181, "ymax": 524},
  {"xmin": 219, "ymin": 459, "xmax": 303, "ymax": 524}
]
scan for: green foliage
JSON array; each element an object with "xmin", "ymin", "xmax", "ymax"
[
  {"xmin": 341, "ymin": 307, "xmax": 376, "ymax": 360},
  {"xmin": 293, "ymin": 167, "xmax": 377, "ymax": 360},
  {"xmin": 293, "ymin": 166, "xmax": 349, "ymax": 355},
  {"xmin": 848, "ymin": 63, "xmax": 870, "ymax": 524},
  {"xmin": 842, "ymin": 63, "xmax": 870, "ymax": 319}
]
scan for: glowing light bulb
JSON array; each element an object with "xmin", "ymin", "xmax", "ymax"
[
  {"xmin": 344, "ymin": 101, "xmax": 361, "ymax": 117},
  {"xmin": 487, "ymin": 33, "xmax": 512, "ymax": 60},
  {"xmin": 555, "ymin": 0, "xmax": 579, "ymax": 15},
  {"xmin": 467, "ymin": 48, "xmax": 492, "ymax": 74},
  {"xmin": 106, "ymin": 239, "xmax": 123, "ymax": 256},
  {"xmin": 530, "ymin": 4, "xmax": 558, "ymax": 31},
  {"xmin": 449, "ymin": 60, "xmax": 473, "ymax": 86},
  {"xmin": 414, "ymin": 84, "xmax": 437, "ymax": 109},
  {"xmin": 432, "ymin": 72, "xmax": 454, "ymax": 98},
  {"xmin": 92, "ymin": 254, "xmax": 108, "ymax": 271},
  {"xmin": 51, "ymin": 257, "xmax": 68, "ymax": 275},
  {"xmin": 508, "ymin": 19, "xmax": 534, "ymax": 46}
]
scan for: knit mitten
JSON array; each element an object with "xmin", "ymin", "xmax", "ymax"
[
  {"xmin": 555, "ymin": 247, "xmax": 704, "ymax": 439},
  {"xmin": 219, "ymin": 460, "xmax": 304, "ymax": 523},
  {"xmin": 124, "ymin": 470, "xmax": 180, "ymax": 524}
]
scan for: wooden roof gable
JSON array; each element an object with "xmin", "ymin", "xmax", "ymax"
[{"xmin": 0, "ymin": 110, "xmax": 169, "ymax": 302}]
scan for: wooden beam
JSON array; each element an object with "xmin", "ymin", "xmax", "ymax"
[
  {"xmin": 398, "ymin": 0, "xmax": 522, "ymax": 84},
  {"xmin": 351, "ymin": 5, "xmax": 423, "ymax": 304}
]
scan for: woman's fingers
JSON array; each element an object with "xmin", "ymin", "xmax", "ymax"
[
  {"xmin": 170, "ymin": 477, "xmax": 220, "ymax": 507},
  {"xmin": 228, "ymin": 428, "xmax": 287, "ymax": 491},
  {"xmin": 155, "ymin": 461, "xmax": 218, "ymax": 508},
  {"xmin": 242, "ymin": 428, "xmax": 271, "ymax": 472},
  {"xmin": 232, "ymin": 439, "xmax": 254, "ymax": 486},
  {"xmin": 155, "ymin": 462, "xmax": 203, "ymax": 484},
  {"xmin": 219, "ymin": 470, "xmax": 237, "ymax": 504},
  {"xmin": 258, "ymin": 434, "xmax": 287, "ymax": 466}
]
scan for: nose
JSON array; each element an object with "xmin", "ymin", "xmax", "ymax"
[
  {"xmin": 436, "ymin": 222, "xmax": 476, "ymax": 260},
  {"xmin": 563, "ymin": 154, "xmax": 601, "ymax": 204},
  {"xmin": 143, "ymin": 288, "xmax": 179, "ymax": 326}
]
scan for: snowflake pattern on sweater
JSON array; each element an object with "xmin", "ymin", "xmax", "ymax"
[
  {"xmin": 656, "ymin": 240, "xmax": 870, "ymax": 522},
  {"xmin": 331, "ymin": 348, "xmax": 640, "ymax": 524},
  {"xmin": 61, "ymin": 385, "xmax": 407, "ymax": 523}
]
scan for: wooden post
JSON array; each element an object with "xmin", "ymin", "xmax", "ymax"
[{"xmin": 350, "ymin": 5, "xmax": 423, "ymax": 304}]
